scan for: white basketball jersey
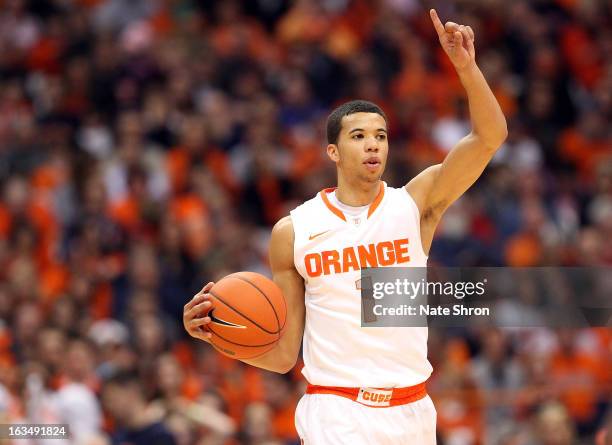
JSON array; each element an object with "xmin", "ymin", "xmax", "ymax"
[{"xmin": 290, "ymin": 182, "xmax": 433, "ymax": 387}]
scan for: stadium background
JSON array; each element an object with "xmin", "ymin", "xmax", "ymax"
[{"xmin": 0, "ymin": 0, "xmax": 610, "ymax": 444}]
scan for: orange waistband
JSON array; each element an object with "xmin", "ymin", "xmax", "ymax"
[{"xmin": 305, "ymin": 382, "xmax": 427, "ymax": 408}]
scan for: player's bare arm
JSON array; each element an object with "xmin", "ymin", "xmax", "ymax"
[
  {"xmin": 407, "ymin": 9, "xmax": 508, "ymax": 254},
  {"xmin": 241, "ymin": 216, "xmax": 305, "ymax": 373},
  {"xmin": 183, "ymin": 216, "xmax": 305, "ymax": 374}
]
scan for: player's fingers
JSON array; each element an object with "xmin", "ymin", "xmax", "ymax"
[
  {"xmin": 466, "ymin": 34, "xmax": 475, "ymax": 56},
  {"xmin": 454, "ymin": 31, "xmax": 463, "ymax": 45},
  {"xmin": 201, "ymin": 281, "xmax": 214, "ymax": 293},
  {"xmin": 185, "ymin": 299, "xmax": 212, "ymax": 320},
  {"xmin": 193, "ymin": 283, "xmax": 214, "ymax": 300},
  {"xmin": 191, "ymin": 300, "xmax": 212, "ymax": 316},
  {"xmin": 459, "ymin": 26, "xmax": 470, "ymax": 46},
  {"xmin": 429, "ymin": 9, "xmax": 445, "ymax": 36},
  {"xmin": 444, "ymin": 21, "xmax": 460, "ymax": 33},
  {"xmin": 467, "ymin": 32, "xmax": 476, "ymax": 52},
  {"xmin": 186, "ymin": 283, "xmax": 212, "ymax": 308},
  {"xmin": 184, "ymin": 293, "xmax": 206, "ymax": 310},
  {"xmin": 184, "ymin": 294, "xmax": 203, "ymax": 310},
  {"xmin": 467, "ymin": 26, "xmax": 474, "ymax": 41},
  {"xmin": 190, "ymin": 316, "xmax": 211, "ymax": 328},
  {"xmin": 185, "ymin": 281, "xmax": 215, "ymax": 309},
  {"xmin": 191, "ymin": 328, "xmax": 212, "ymax": 342}
]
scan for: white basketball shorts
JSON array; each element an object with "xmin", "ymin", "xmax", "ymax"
[{"xmin": 295, "ymin": 393, "xmax": 437, "ymax": 444}]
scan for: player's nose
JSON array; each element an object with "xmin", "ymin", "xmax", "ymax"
[{"xmin": 365, "ymin": 136, "xmax": 380, "ymax": 152}]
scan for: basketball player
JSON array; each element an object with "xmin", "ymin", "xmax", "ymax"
[{"xmin": 183, "ymin": 9, "xmax": 507, "ymax": 444}]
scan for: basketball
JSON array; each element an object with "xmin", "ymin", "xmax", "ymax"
[{"xmin": 205, "ymin": 271, "xmax": 287, "ymax": 359}]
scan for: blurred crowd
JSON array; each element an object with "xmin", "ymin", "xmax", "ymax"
[{"xmin": 0, "ymin": 0, "xmax": 610, "ymax": 444}]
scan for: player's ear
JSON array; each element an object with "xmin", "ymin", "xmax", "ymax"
[{"xmin": 327, "ymin": 144, "xmax": 340, "ymax": 162}]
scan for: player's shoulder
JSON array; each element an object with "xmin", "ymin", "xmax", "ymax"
[
  {"xmin": 271, "ymin": 216, "xmax": 296, "ymax": 251},
  {"xmin": 383, "ymin": 182, "xmax": 418, "ymax": 205},
  {"xmin": 272, "ymin": 215, "xmax": 294, "ymax": 236},
  {"xmin": 290, "ymin": 191, "xmax": 323, "ymax": 214},
  {"xmin": 287, "ymin": 192, "xmax": 326, "ymax": 231},
  {"xmin": 270, "ymin": 216, "xmax": 295, "ymax": 267},
  {"xmin": 404, "ymin": 165, "xmax": 441, "ymax": 215},
  {"xmin": 386, "ymin": 183, "xmax": 410, "ymax": 196}
]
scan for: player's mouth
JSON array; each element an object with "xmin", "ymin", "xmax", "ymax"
[{"xmin": 363, "ymin": 157, "xmax": 381, "ymax": 172}]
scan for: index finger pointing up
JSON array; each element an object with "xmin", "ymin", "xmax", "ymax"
[{"xmin": 430, "ymin": 9, "xmax": 445, "ymax": 37}]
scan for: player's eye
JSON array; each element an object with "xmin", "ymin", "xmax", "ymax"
[
  {"xmin": 352, "ymin": 134, "xmax": 364, "ymax": 139},
  {"xmin": 377, "ymin": 134, "xmax": 387, "ymax": 140}
]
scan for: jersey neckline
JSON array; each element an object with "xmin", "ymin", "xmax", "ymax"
[{"xmin": 319, "ymin": 182, "xmax": 385, "ymax": 222}]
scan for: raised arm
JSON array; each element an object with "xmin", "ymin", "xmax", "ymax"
[
  {"xmin": 407, "ymin": 9, "xmax": 508, "ymax": 254},
  {"xmin": 183, "ymin": 216, "xmax": 305, "ymax": 374}
]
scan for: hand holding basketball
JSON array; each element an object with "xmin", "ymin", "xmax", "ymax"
[
  {"xmin": 184, "ymin": 272, "xmax": 287, "ymax": 360},
  {"xmin": 183, "ymin": 281, "xmax": 215, "ymax": 342}
]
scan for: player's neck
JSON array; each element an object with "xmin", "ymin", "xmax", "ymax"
[{"xmin": 335, "ymin": 176, "xmax": 381, "ymax": 207}]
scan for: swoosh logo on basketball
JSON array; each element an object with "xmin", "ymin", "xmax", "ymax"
[
  {"xmin": 309, "ymin": 230, "xmax": 331, "ymax": 240},
  {"xmin": 209, "ymin": 309, "xmax": 247, "ymax": 329}
]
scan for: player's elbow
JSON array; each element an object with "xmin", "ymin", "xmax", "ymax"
[
  {"xmin": 496, "ymin": 121, "xmax": 509, "ymax": 145},
  {"xmin": 275, "ymin": 362, "xmax": 296, "ymax": 374},
  {"xmin": 275, "ymin": 352, "xmax": 299, "ymax": 374},
  {"xmin": 257, "ymin": 346, "xmax": 299, "ymax": 374},
  {"xmin": 487, "ymin": 121, "xmax": 508, "ymax": 150},
  {"xmin": 475, "ymin": 124, "xmax": 507, "ymax": 152},
  {"xmin": 266, "ymin": 359, "xmax": 295, "ymax": 374}
]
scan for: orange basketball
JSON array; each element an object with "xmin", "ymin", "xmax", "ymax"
[{"xmin": 205, "ymin": 271, "xmax": 287, "ymax": 359}]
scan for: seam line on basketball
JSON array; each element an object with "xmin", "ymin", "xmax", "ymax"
[
  {"xmin": 207, "ymin": 325, "xmax": 279, "ymax": 347},
  {"xmin": 209, "ymin": 289, "xmax": 278, "ymax": 335},
  {"xmin": 210, "ymin": 338, "xmax": 277, "ymax": 360},
  {"xmin": 232, "ymin": 275, "xmax": 283, "ymax": 333}
]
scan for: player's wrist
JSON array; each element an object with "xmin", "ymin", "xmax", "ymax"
[{"xmin": 455, "ymin": 60, "xmax": 479, "ymax": 78}]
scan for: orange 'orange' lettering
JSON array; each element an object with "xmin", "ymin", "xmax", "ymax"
[
  {"xmin": 322, "ymin": 250, "xmax": 341, "ymax": 275},
  {"xmin": 394, "ymin": 239, "xmax": 410, "ymax": 263},
  {"xmin": 376, "ymin": 241, "xmax": 395, "ymax": 266},
  {"xmin": 304, "ymin": 253, "xmax": 322, "ymax": 277},
  {"xmin": 357, "ymin": 244, "xmax": 378, "ymax": 268},
  {"xmin": 342, "ymin": 247, "xmax": 359, "ymax": 272}
]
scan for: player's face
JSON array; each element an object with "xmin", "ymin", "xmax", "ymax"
[{"xmin": 328, "ymin": 112, "xmax": 388, "ymax": 184}]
